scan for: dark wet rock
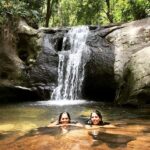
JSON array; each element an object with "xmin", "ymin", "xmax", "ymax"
[
  {"xmin": 38, "ymin": 27, "xmax": 70, "ymax": 34},
  {"xmin": 0, "ymin": 131, "xmax": 18, "ymax": 140},
  {"xmin": 31, "ymin": 84, "xmax": 54, "ymax": 100},
  {"xmin": 17, "ymin": 127, "xmax": 61, "ymax": 139},
  {"xmin": 0, "ymin": 86, "xmax": 39, "ymax": 103},
  {"xmin": 28, "ymin": 33, "xmax": 60, "ymax": 98},
  {"xmin": 89, "ymin": 131, "xmax": 135, "ymax": 143},
  {"xmin": 82, "ymin": 28, "xmax": 116, "ymax": 101},
  {"xmin": 89, "ymin": 131, "xmax": 135, "ymax": 148},
  {"xmin": 0, "ymin": 133, "xmax": 10, "ymax": 140},
  {"xmin": 16, "ymin": 125, "xmax": 84, "ymax": 141}
]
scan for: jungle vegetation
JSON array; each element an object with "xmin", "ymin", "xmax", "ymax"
[{"xmin": 0, "ymin": 0, "xmax": 149, "ymax": 28}]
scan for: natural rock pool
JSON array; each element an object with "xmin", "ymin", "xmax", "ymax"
[{"xmin": 0, "ymin": 100, "xmax": 149, "ymax": 150}]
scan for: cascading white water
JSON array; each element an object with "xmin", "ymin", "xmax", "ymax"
[{"xmin": 51, "ymin": 26, "xmax": 89, "ymax": 100}]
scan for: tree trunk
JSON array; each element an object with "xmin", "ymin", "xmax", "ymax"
[
  {"xmin": 45, "ymin": 0, "xmax": 51, "ymax": 27},
  {"xmin": 105, "ymin": 0, "xmax": 113, "ymax": 23}
]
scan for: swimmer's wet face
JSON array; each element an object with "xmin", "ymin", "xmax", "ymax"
[
  {"xmin": 59, "ymin": 112, "xmax": 70, "ymax": 124},
  {"xmin": 91, "ymin": 112, "xmax": 101, "ymax": 125}
]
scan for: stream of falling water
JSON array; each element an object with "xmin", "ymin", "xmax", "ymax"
[{"xmin": 51, "ymin": 26, "xmax": 90, "ymax": 100}]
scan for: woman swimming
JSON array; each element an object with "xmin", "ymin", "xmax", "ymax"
[
  {"xmin": 85, "ymin": 110, "xmax": 115, "ymax": 129},
  {"xmin": 48, "ymin": 112, "xmax": 83, "ymax": 133},
  {"xmin": 85, "ymin": 110, "xmax": 115, "ymax": 141},
  {"xmin": 87, "ymin": 110, "xmax": 104, "ymax": 126}
]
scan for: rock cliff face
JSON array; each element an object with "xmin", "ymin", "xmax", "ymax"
[
  {"xmin": 82, "ymin": 27, "xmax": 116, "ymax": 101},
  {"xmin": 0, "ymin": 20, "xmax": 41, "ymax": 102},
  {"xmin": 0, "ymin": 18, "xmax": 149, "ymax": 105},
  {"xmin": 106, "ymin": 18, "xmax": 150, "ymax": 105}
]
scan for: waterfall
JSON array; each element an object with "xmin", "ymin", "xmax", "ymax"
[{"xmin": 51, "ymin": 26, "xmax": 89, "ymax": 100}]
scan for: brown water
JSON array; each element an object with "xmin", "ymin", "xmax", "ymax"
[{"xmin": 0, "ymin": 100, "xmax": 149, "ymax": 150}]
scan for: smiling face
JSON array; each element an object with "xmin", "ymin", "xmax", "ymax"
[
  {"xmin": 91, "ymin": 112, "xmax": 101, "ymax": 125},
  {"xmin": 60, "ymin": 113, "xmax": 70, "ymax": 124}
]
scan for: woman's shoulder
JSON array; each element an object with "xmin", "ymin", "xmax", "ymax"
[
  {"xmin": 85, "ymin": 121, "xmax": 116, "ymax": 129},
  {"xmin": 47, "ymin": 120, "xmax": 59, "ymax": 127},
  {"xmin": 70, "ymin": 120, "xmax": 84, "ymax": 127},
  {"xmin": 100, "ymin": 123, "xmax": 116, "ymax": 128}
]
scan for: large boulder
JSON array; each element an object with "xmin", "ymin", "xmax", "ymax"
[
  {"xmin": 0, "ymin": 19, "xmax": 42, "ymax": 102},
  {"xmin": 106, "ymin": 18, "xmax": 150, "ymax": 105},
  {"xmin": 82, "ymin": 27, "xmax": 117, "ymax": 101},
  {"xmin": 117, "ymin": 46, "xmax": 150, "ymax": 105},
  {"xmin": 29, "ymin": 28, "xmax": 68, "ymax": 99}
]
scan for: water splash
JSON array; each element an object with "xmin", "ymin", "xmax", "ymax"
[{"xmin": 51, "ymin": 26, "xmax": 90, "ymax": 100}]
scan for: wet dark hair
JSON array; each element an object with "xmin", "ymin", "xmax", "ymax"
[
  {"xmin": 88, "ymin": 110, "xmax": 103, "ymax": 125},
  {"xmin": 58, "ymin": 112, "xmax": 71, "ymax": 124}
]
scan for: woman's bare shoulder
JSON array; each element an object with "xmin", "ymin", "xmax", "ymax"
[
  {"xmin": 47, "ymin": 120, "xmax": 58, "ymax": 127},
  {"xmin": 100, "ymin": 124, "xmax": 116, "ymax": 128},
  {"xmin": 85, "ymin": 125, "xmax": 100, "ymax": 129},
  {"xmin": 85, "ymin": 124, "xmax": 116, "ymax": 129}
]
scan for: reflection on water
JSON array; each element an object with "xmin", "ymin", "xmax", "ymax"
[
  {"xmin": 0, "ymin": 100, "xmax": 149, "ymax": 150},
  {"xmin": 16, "ymin": 125, "xmax": 84, "ymax": 141}
]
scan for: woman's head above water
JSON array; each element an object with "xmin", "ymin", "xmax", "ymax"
[
  {"xmin": 88, "ymin": 110, "xmax": 103, "ymax": 125},
  {"xmin": 48, "ymin": 112, "xmax": 83, "ymax": 130},
  {"xmin": 58, "ymin": 112, "xmax": 71, "ymax": 124}
]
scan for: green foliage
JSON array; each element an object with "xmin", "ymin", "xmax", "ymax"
[
  {"xmin": 76, "ymin": 0, "xmax": 105, "ymax": 25},
  {"xmin": 49, "ymin": 0, "xmax": 150, "ymax": 27},
  {"xmin": 0, "ymin": 0, "xmax": 44, "ymax": 28},
  {"xmin": 0, "ymin": 0, "xmax": 149, "ymax": 27},
  {"xmin": 48, "ymin": 0, "xmax": 105, "ymax": 26},
  {"xmin": 127, "ymin": 0, "xmax": 150, "ymax": 20}
]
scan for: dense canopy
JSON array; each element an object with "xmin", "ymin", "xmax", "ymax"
[{"xmin": 0, "ymin": 0, "xmax": 149, "ymax": 27}]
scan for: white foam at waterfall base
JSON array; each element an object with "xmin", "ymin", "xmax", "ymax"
[{"xmin": 33, "ymin": 99, "xmax": 92, "ymax": 106}]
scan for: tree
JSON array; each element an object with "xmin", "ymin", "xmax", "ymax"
[
  {"xmin": 0, "ymin": 0, "xmax": 44, "ymax": 28},
  {"xmin": 45, "ymin": 0, "xmax": 59, "ymax": 27},
  {"xmin": 0, "ymin": 0, "xmax": 149, "ymax": 27},
  {"xmin": 45, "ymin": 0, "xmax": 52, "ymax": 27},
  {"xmin": 128, "ymin": 0, "xmax": 150, "ymax": 20},
  {"xmin": 105, "ymin": 0, "xmax": 113, "ymax": 23}
]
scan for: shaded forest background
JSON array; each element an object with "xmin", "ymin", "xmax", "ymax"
[{"xmin": 0, "ymin": 0, "xmax": 149, "ymax": 28}]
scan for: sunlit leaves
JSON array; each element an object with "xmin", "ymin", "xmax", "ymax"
[
  {"xmin": 0, "ymin": 0, "xmax": 43, "ymax": 27},
  {"xmin": 0, "ymin": 0, "xmax": 149, "ymax": 27},
  {"xmin": 127, "ymin": 0, "xmax": 150, "ymax": 20}
]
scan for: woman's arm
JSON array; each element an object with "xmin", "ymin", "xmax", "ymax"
[
  {"xmin": 75, "ymin": 122, "xmax": 84, "ymax": 127},
  {"xmin": 47, "ymin": 120, "xmax": 58, "ymax": 127}
]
